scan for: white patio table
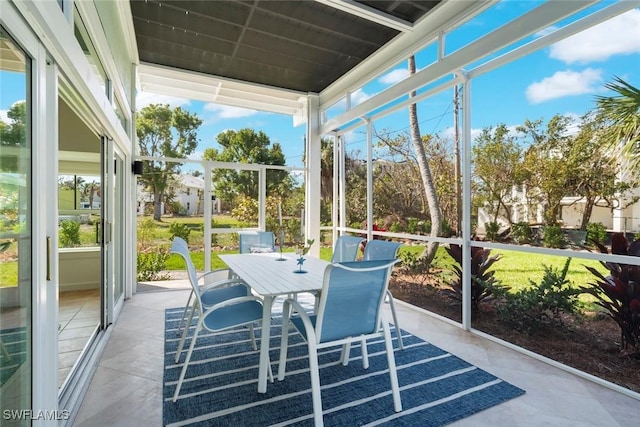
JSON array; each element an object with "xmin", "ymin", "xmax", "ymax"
[{"xmin": 219, "ymin": 252, "xmax": 329, "ymax": 393}]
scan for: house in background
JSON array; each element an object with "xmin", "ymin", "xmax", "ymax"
[{"xmin": 136, "ymin": 174, "xmax": 221, "ymax": 216}]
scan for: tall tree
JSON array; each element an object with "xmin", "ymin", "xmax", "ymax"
[
  {"xmin": 408, "ymin": 55, "xmax": 442, "ymax": 264},
  {"xmin": 518, "ymin": 115, "xmax": 572, "ymax": 225},
  {"xmin": 203, "ymin": 128, "xmax": 289, "ymax": 203},
  {"xmin": 136, "ymin": 104, "xmax": 201, "ymax": 220},
  {"xmin": 595, "ymin": 77, "xmax": 640, "ymax": 171},
  {"xmin": 0, "ymin": 100, "xmax": 26, "ymax": 172},
  {"xmin": 472, "ymin": 123, "xmax": 523, "ymax": 225}
]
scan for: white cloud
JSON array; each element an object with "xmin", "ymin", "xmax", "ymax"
[
  {"xmin": 136, "ymin": 91, "xmax": 190, "ymax": 109},
  {"xmin": 548, "ymin": 9, "xmax": 640, "ymax": 64},
  {"xmin": 0, "ymin": 109, "xmax": 9, "ymax": 123},
  {"xmin": 204, "ymin": 103, "xmax": 258, "ymax": 119},
  {"xmin": 525, "ymin": 68, "xmax": 603, "ymax": 104},
  {"xmin": 441, "ymin": 126, "xmax": 483, "ymax": 141},
  {"xmin": 378, "ymin": 68, "xmax": 409, "ymax": 85},
  {"xmin": 350, "ymin": 88, "xmax": 370, "ymax": 106}
]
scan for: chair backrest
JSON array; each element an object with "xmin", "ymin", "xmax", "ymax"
[
  {"xmin": 315, "ymin": 259, "xmax": 399, "ymax": 343},
  {"xmin": 331, "ymin": 235, "xmax": 365, "ymax": 263},
  {"xmin": 238, "ymin": 231, "xmax": 275, "ymax": 254},
  {"xmin": 170, "ymin": 237, "xmax": 203, "ymax": 307},
  {"xmin": 363, "ymin": 240, "xmax": 403, "ymax": 261}
]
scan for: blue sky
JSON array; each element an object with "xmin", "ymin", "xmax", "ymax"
[{"xmin": 2, "ymin": 3, "xmax": 639, "ymax": 169}]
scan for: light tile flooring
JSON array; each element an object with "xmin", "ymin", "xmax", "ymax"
[
  {"xmin": 73, "ymin": 287, "xmax": 640, "ymax": 426},
  {"xmin": 58, "ymin": 289, "xmax": 100, "ymax": 388}
]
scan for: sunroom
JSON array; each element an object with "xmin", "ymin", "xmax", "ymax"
[{"xmin": 1, "ymin": 0, "xmax": 639, "ymax": 426}]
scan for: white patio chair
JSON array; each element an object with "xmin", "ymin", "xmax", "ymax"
[
  {"xmin": 278, "ymin": 259, "xmax": 402, "ymax": 427},
  {"xmin": 238, "ymin": 231, "xmax": 276, "ymax": 253},
  {"xmin": 171, "ymin": 240, "xmax": 271, "ymax": 402},
  {"xmin": 170, "ymin": 238, "xmax": 252, "ymax": 363},
  {"xmin": 330, "ymin": 235, "xmax": 365, "ymax": 263},
  {"xmin": 362, "ymin": 239, "xmax": 405, "ymax": 350}
]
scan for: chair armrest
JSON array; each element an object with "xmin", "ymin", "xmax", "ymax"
[
  {"xmin": 198, "ymin": 268, "xmax": 232, "ymax": 285},
  {"xmin": 282, "ymin": 298, "xmax": 317, "ymax": 342},
  {"xmin": 204, "ymin": 295, "xmax": 264, "ymax": 314},
  {"xmin": 201, "ymin": 278, "xmax": 247, "ymax": 294}
]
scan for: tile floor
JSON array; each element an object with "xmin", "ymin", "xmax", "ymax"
[
  {"xmin": 73, "ymin": 287, "xmax": 640, "ymax": 426},
  {"xmin": 58, "ymin": 289, "xmax": 100, "ymax": 389}
]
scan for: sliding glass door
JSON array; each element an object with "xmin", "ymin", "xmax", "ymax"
[{"xmin": 0, "ymin": 25, "xmax": 32, "ymax": 425}]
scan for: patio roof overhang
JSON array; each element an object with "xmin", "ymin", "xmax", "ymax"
[{"xmin": 129, "ymin": 0, "xmax": 493, "ymax": 121}]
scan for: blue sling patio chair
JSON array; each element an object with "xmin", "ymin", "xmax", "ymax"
[
  {"xmin": 170, "ymin": 238, "xmax": 253, "ymax": 363},
  {"xmin": 238, "ymin": 230, "xmax": 276, "ymax": 254},
  {"xmin": 362, "ymin": 239, "xmax": 405, "ymax": 349},
  {"xmin": 171, "ymin": 239, "xmax": 271, "ymax": 402},
  {"xmin": 278, "ymin": 259, "xmax": 402, "ymax": 427},
  {"xmin": 330, "ymin": 235, "xmax": 365, "ymax": 263}
]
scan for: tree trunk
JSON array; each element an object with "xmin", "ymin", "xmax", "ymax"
[
  {"xmin": 408, "ymin": 56, "xmax": 442, "ymax": 264},
  {"xmin": 154, "ymin": 191, "xmax": 163, "ymax": 221}
]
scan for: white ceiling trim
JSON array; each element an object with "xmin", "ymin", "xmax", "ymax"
[
  {"xmin": 137, "ymin": 63, "xmax": 308, "ymax": 122},
  {"xmin": 315, "ymin": 0, "xmax": 414, "ymax": 32}
]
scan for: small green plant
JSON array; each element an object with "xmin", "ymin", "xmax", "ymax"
[
  {"xmin": 586, "ymin": 222, "xmax": 607, "ymax": 246},
  {"xmin": 59, "ymin": 220, "xmax": 81, "ymax": 247},
  {"xmin": 399, "ymin": 250, "xmax": 432, "ymax": 286},
  {"xmin": 443, "ymin": 244, "xmax": 509, "ymax": 310},
  {"xmin": 485, "ymin": 221, "xmax": 500, "ymax": 241},
  {"xmin": 138, "ymin": 218, "xmax": 157, "ymax": 250},
  {"xmin": 510, "ymin": 222, "xmax": 532, "ymax": 244},
  {"xmin": 389, "ymin": 221, "xmax": 403, "ymax": 233},
  {"xmin": 406, "ymin": 218, "xmax": 419, "ymax": 234},
  {"xmin": 136, "ymin": 249, "xmax": 170, "ymax": 281},
  {"xmin": 542, "ymin": 225, "xmax": 565, "ymax": 248},
  {"xmin": 169, "ymin": 222, "xmax": 191, "ymax": 243},
  {"xmin": 496, "ymin": 258, "xmax": 582, "ymax": 333}
]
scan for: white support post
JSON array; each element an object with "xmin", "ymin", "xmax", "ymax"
[
  {"xmin": 365, "ymin": 117, "xmax": 373, "ymax": 242},
  {"xmin": 204, "ymin": 166, "xmax": 212, "ymax": 272},
  {"xmin": 306, "ymin": 94, "xmax": 321, "ymax": 257},
  {"xmin": 461, "ymin": 73, "xmax": 472, "ymax": 331},
  {"xmin": 338, "ymin": 134, "xmax": 346, "ymax": 233},
  {"xmin": 332, "ymin": 132, "xmax": 339, "ymax": 244},
  {"xmin": 258, "ymin": 167, "xmax": 267, "ymax": 231}
]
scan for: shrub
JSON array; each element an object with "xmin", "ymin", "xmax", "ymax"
[
  {"xmin": 582, "ymin": 233, "xmax": 640, "ymax": 354},
  {"xmin": 443, "ymin": 244, "xmax": 509, "ymax": 310},
  {"xmin": 136, "ymin": 249, "xmax": 170, "ymax": 281},
  {"xmin": 542, "ymin": 225, "xmax": 565, "ymax": 248},
  {"xmin": 511, "ymin": 222, "xmax": 532, "ymax": 244},
  {"xmin": 406, "ymin": 218, "xmax": 419, "ymax": 234},
  {"xmin": 169, "ymin": 222, "xmax": 191, "ymax": 243},
  {"xmin": 59, "ymin": 220, "xmax": 81, "ymax": 247},
  {"xmin": 586, "ymin": 222, "xmax": 607, "ymax": 246},
  {"xmin": 389, "ymin": 221, "xmax": 403, "ymax": 233},
  {"xmin": 496, "ymin": 258, "xmax": 582, "ymax": 333},
  {"xmin": 485, "ymin": 221, "xmax": 500, "ymax": 241},
  {"xmin": 398, "ymin": 250, "xmax": 432, "ymax": 286},
  {"xmin": 138, "ymin": 218, "xmax": 157, "ymax": 250}
]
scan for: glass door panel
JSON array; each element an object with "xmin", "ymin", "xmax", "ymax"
[{"xmin": 0, "ymin": 26, "xmax": 32, "ymax": 423}]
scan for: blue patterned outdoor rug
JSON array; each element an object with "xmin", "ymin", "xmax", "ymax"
[
  {"xmin": 163, "ymin": 307, "xmax": 524, "ymax": 426},
  {"xmin": 1, "ymin": 327, "xmax": 27, "ymax": 386}
]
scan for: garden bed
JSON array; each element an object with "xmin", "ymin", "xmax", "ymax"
[{"xmin": 389, "ymin": 274, "xmax": 640, "ymax": 394}]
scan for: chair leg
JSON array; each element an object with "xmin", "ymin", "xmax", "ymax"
[
  {"xmin": 277, "ymin": 302, "xmax": 292, "ymax": 381},
  {"xmin": 308, "ymin": 342, "xmax": 324, "ymax": 427},
  {"xmin": 175, "ymin": 301, "xmax": 197, "ymax": 363},
  {"xmin": 387, "ymin": 290, "xmax": 404, "ymax": 350},
  {"xmin": 340, "ymin": 342, "xmax": 350, "ymax": 366},
  {"xmin": 177, "ymin": 290, "xmax": 194, "ymax": 334},
  {"xmin": 361, "ymin": 338, "xmax": 369, "ymax": 370},
  {"xmin": 173, "ymin": 323, "xmax": 201, "ymax": 402},
  {"xmin": 249, "ymin": 324, "xmax": 257, "ymax": 351},
  {"xmin": 381, "ymin": 321, "xmax": 402, "ymax": 413}
]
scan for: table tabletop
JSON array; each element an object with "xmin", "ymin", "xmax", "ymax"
[{"xmin": 219, "ymin": 253, "xmax": 329, "ymax": 296}]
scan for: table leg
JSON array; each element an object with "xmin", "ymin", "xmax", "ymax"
[{"xmin": 257, "ymin": 295, "xmax": 273, "ymax": 393}]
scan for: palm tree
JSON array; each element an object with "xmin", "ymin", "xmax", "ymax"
[
  {"xmin": 595, "ymin": 77, "xmax": 640, "ymax": 169},
  {"xmin": 408, "ymin": 55, "xmax": 442, "ymax": 265}
]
